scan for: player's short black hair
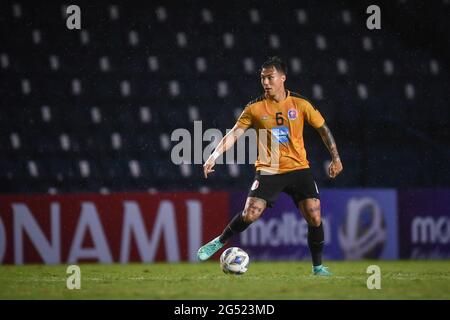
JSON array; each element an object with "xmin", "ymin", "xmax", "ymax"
[{"xmin": 261, "ymin": 56, "xmax": 287, "ymax": 75}]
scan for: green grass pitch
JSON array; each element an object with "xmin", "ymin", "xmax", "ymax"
[{"xmin": 0, "ymin": 260, "xmax": 449, "ymax": 299}]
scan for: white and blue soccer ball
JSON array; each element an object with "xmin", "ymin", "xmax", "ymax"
[{"xmin": 220, "ymin": 247, "xmax": 250, "ymax": 275}]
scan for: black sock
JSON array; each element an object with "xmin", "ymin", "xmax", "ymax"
[
  {"xmin": 219, "ymin": 212, "xmax": 251, "ymax": 244},
  {"xmin": 308, "ymin": 222, "xmax": 324, "ymax": 267}
]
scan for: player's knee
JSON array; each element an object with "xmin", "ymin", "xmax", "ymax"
[
  {"xmin": 242, "ymin": 198, "xmax": 266, "ymax": 223},
  {"xmin": 242, "ymin": 208, "xmax": 262, "ymax": 223},
  {"xmin": 304, "ymin": 206, "xmax": 321, "ymax": 227},
  {"xmin": 309, "ymin": 214, "xmax": 321, "ymax": 227}
]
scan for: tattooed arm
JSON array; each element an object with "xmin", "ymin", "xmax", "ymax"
[{"xmin": 316, "ymin": 123, "xmax": 343, "ymax": 178}]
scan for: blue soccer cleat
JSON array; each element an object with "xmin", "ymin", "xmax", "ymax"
[
  {"xmin": 197, "ymin": 236, "xmax": 224, "ymax": 261},
  {"xmin": 313, "ymin": 265, "xmax": 332, "ymax": 276}
]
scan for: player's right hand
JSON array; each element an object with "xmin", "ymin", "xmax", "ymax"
[
  {"xmin": 328, "ymin": 158, "xmax": 343, "ymax": 178},
  {"xmin": 203, "ymin": 157, "xmax": 216, "ymax": 179}
]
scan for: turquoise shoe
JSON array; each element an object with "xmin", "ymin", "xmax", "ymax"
[
  {"xmin": 313, "ymin": 265, "xmax": 332, "ymax": 276},
  {"xmin": 197, "ymin": 236, "xmax": 224, "ymax": 261}
]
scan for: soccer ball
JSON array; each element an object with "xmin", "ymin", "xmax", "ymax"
[{"xmin": 220, "ymin": 247, "xmax": 250, "ymax": 275}]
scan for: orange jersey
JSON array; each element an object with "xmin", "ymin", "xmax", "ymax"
[{"xmin": 236, "ymin": 90, "xmax": 325, "ymax": 174}]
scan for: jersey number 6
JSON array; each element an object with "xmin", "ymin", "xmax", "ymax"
[{"xmin": 275, "ymin": 112, "xmax": 284, "ymax": 125}]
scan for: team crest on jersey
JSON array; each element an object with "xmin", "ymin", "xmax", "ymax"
[
  {"xmin": 261, "ymin": 115, "xmax": 269, "ymax": 121},
  {"xmin": 288, "ymin": 108, "xmax": 298, "ymax": 120},
  {"xmin": 251, "ymin": 180, "xmax": 259, "ymax": 191}
]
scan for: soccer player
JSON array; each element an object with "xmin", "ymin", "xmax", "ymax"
[{"xmin": 197, "ymin": 56, "xmax": 343, "ymax": 276}]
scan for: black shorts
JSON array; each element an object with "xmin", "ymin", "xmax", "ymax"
[{"xmin": 247, "ymin": 169, "xmax": 320, "ymax": 207}]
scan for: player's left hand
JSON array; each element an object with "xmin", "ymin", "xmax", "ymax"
[{"xmin": 328, "ymin": 158, "xmax": 343, "ymax": 178}]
